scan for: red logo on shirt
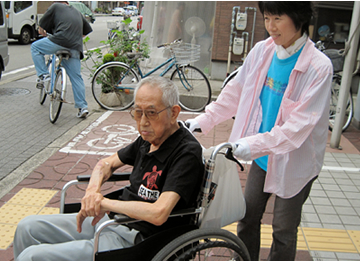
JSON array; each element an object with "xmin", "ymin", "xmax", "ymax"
[{"xmin": 143, "ymin": 165, "xmax": 162, "ymax": 189}]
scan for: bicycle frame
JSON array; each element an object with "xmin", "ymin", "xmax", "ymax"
[{"xmin": 120, "ymin": 56, "xmax": 194, "ymax": 92}]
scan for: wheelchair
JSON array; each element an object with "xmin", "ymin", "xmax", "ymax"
[{"xmin": 60, "ymin": 142, "xmax": 250, "ymax": 261}]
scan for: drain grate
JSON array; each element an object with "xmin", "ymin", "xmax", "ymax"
[{"xmin": 0, "ymin": 88, "xmax": 30, "ymax": 96}]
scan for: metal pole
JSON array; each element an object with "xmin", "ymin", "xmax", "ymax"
[{"xmin": 330, "ymin": 1, "xmax": 360, "ymax": 149}]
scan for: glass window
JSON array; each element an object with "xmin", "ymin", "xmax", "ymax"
[
  {"xmin": 14, "ymin": 1, "xmax": 32, "ymax": 13},
  {"xmin": 0, "ymin": 4, "xmax": 4, "ymax": 25}
]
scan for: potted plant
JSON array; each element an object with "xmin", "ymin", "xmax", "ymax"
[{"xmin": 83, "ymin": 18, "xmax": 150, "ymax": 106}]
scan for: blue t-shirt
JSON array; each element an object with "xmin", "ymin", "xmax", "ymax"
[{"xmin": 255, "ymin": 47, "xmax": 303, "ymax": 171}]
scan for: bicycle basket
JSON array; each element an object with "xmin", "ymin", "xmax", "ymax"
[
  {"xmin": 107, "ymin": 20, "xmax": 120, "ymax": 29},
  {"xmin": 323, "ymin": 49, "xmax": 344, "ymax": 73},
  {"xmin": 173, "ymin": 43, "xmax": 201, "ymax": 64}
]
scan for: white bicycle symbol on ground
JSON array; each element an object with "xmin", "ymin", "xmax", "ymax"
[{"xmin": 87, "ymin": 124, "xmax": 139, "ymax": 150}]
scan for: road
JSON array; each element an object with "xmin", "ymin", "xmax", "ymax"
[
  {"xmin": 2, "ymin": 15, "xmax": 137, "ymax": 82},
  {"xmin": 0, "ymin": 15, "xmax": 137, "ymax": 183}
]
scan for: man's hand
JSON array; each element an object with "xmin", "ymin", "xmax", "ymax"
[
  {"xmin": 76, "ymin": 190, "xmax": 105, "ymax": 233},
  {"xmin": 76, "ymin": 209, "xmax": 107, "ymax": 233},
  {"xmin": 232, "ymin": 138, "xmax": 251, "ymax": 161},
  {"xmin": 38, "ymin": 27, "xmax": 47, "ymax": 37}
]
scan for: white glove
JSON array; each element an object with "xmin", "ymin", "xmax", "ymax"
[
  {"xmin": 232, "ymin": 138, "xmax": 251, "ymax": 161},
  {"xmin": 185, "ymin": 119, "xmax": 200, "ymax": 133}
]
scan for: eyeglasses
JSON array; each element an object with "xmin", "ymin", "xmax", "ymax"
[{"xmin": 130, "ymin": 106, "xmax": 171, "ymax": 121}]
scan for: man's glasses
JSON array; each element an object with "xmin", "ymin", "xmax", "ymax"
[{"xmin": 130, "ymin": 106, "xmax": 171, "ymax": 121}]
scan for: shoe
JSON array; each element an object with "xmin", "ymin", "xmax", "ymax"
[
  {"xmin": 77, "ymin": 108, "xmax": 89, "ymax": 118},
  {"xmin": 36, "ymin": 74, "xmax": 51, "ymax": 89}
]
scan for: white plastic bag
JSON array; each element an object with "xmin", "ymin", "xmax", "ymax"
[{"xmin": 200, "ymin": 147, "xmax": 246, "ymax": 229}]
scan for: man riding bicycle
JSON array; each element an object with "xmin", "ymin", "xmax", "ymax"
[{"xmin": 31, "ymin": 1, "xmax": 92, "ymax": 118}]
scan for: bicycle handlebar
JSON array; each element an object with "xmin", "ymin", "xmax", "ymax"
[{"xmin": 157, "ymin": 38, "xmax": 182, "ymax": 49}]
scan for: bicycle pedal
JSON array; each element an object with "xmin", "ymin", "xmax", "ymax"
[{"xmin": 61, "ymin": 100, "xmax": 74, "ymax": 104}]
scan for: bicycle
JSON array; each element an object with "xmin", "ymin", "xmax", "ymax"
[
  {"xmin": 39, "ymin": 50, "xmax": 71, "ymax": 123},
  {"xmin": 91, "ymin": 39, "xmax": 211, "ymax": 112},
  {"xmin": 316, "ymin": 30, "xmax": 356, "ymax": 132}
]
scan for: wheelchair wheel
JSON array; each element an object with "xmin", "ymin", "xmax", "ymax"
[{"xmin": 152, "ymin": 228, "xmax": 250, "ymax": 261}]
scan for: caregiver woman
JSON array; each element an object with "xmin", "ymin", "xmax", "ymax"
[{"xmin": 186, "ymin": 2, "xmax": 333, "ymax": 260}]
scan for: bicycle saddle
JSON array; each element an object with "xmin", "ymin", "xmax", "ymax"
[{"xmin": 55, "ymin": 50, "xmax": 72, "ymax": 60}]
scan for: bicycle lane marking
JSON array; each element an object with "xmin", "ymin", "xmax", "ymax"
[{"xmin": 60, "ymin": 111, "xmax": 139, "ymax": 156}]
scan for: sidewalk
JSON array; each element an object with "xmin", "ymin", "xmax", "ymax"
[{"xmin": 0, "ymin": 110, "xmax": 359, "ymax": 261}]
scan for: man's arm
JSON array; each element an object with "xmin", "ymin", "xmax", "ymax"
[
  {"xmin": 77, "ymin": 153, "xmax": 124, "ymax": 232},
  {"xmin": 101, "ymin": 191, "xmax": 181, "ymax": 226}
]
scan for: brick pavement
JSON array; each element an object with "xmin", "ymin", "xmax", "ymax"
[{"xmin": 2, "ymin": 109, "xmax": 360, "ymax": 260}]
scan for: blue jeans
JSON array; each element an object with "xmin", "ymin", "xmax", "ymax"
[
  {"xmin": 31, "ymin": 38, "xmax": 87, "ymax": 109},
  {"xmin": 237, "ymin": 161, "xmax": 316, "ymax": 261}
]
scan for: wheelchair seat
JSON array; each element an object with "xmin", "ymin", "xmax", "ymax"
[{"xmin": 60, "ymin": 143, "xmax": 251, "ymax": 261}]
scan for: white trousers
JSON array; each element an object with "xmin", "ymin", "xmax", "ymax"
[{"xmin": 13, "ymin": 213, "xmax": 139, "ymax": 261}]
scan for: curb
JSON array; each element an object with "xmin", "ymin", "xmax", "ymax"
[{"xmin": 0, "ymin": 111, "xmax": 102, "ymax": 199}]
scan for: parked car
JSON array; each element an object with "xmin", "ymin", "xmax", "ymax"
[
  {"xmin": 125, "ymin": 5, "xmax": 138, "ymax": 16},
  {"xmin": 112, "ymin": 7, "xmax": 124, "ymax": 16},
  {"xmin": 0, "ymin": 1, "xmax": 9, "ymax": 79},
  {"xmin": 69, "ymin": 2, "xmax": 95, "ymax": 23}
]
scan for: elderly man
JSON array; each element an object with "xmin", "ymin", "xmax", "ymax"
[{"xmin": 13, "ymin": 76, "xmax": 204, "ymax": 261}]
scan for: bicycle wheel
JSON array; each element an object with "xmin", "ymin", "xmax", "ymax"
[
  {"xmin": 92, "ymin": 61, "xmax": 139, "ymax": 111},
  {"xmin": 152, "ymin": 228, "xmax": 250, "ymax": 261},
  {"xmin": 39, "ymin": 82, "xmax": 47, "ymax": 105},
  {"xmin": 329, "ymin": 74, "xmax": 353, "ymax": 132},
  {"xmin": 49, "ymin": 69, "xmax": 65, "ymax": 123},
  {"xmin": 171, "ymin": 65, "xmax": 211, "ymax": 112},
  {"xmin": 221, "ymin": 68, "xmax": 239, "ymax": 90}
]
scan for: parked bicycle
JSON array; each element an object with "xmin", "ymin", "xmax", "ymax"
[
  {"xmin": 316, "ymin": 30, "xmax": 356, "ymax": 132},
  {"xmin": 91, "ymin": 39, "xmax": 211, "ymax": 112},
  {"xmin": 39, "ymin": 50, "xmax": 71, "ymax": 123}
]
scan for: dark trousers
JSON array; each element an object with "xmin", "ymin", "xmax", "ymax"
[{"xmin": 237, "ymin": 161, "xmax": 316, "ymax": 261}]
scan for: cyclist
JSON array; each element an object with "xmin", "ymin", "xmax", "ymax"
[
  {"xmin": 31, "ymin": 1, "xmax": 92, "ymax": 118},
  {"xmin": 187, "ymin": 2, "xmax": 333, "ymax": 260}
]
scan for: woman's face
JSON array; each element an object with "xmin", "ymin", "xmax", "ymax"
[{"xmin": 264, "ymin": 13, "xmax": 302, "ymax": 49}]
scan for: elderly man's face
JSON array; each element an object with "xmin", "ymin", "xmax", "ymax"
[{"xmin": 134, "ymin": 84, "xmax": 177, "ymax": 150}]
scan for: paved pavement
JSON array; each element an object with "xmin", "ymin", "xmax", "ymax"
[{"xmin": 0, "ymin": 73, "xmax": 360, "ymax": 260}]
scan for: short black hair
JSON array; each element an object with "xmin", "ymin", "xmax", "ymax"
[{"xmin": 258, "ymin": 1, "xmax": 314, "ymax": 35}]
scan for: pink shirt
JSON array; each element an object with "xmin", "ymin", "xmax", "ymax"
[{"xmin": 196, "ymin": 37, "xmax": 333, "ymax": 198}]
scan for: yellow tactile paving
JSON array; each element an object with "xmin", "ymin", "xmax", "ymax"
[
  {"xmin": 39, "ymin": 207, "xmax": 60, "ymax": 215},
  {"xmin": 0, "ymin": 224, "xmax": 17, "ymax": 249},
  {"xmin": 0, "ymin": 188, "xmax": 59, "ymax": 250},
  {"xmin": 302, "ymin": 227, "xmax": 358, "ymax": 253},
  {"xmin": 0, "ymin": 187, "xmax": 360, "ymax": 256},
  {"xmin": 0, "ymin": 204, "xmax": 42, "ymax": 225},
  {"xmin": 7, "ymin": 188, "xmax": 57, "ymax": 207},
  {"xmin": 348, "ymin": 230, "xmax": 360, "ymax": 253}
]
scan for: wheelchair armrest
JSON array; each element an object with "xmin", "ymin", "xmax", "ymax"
[
  {"xmin": 60, "ymin": 172, "xmax": 132, "ymax": 213},
  {"xmin": 77, "ymin": 172, "xmax": 131, "ymax": 182},
  {"xmin": 112, "ymin": 207, "xmax": 200, "ymax": 224}
]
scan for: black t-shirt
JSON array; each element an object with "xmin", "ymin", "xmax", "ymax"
[
  {"xmin": 39, "ymin": 3, "xmax": 92, "ymax": 59},
  {"xmin": 117, "ymin": 123, "xmax": 204, "ymax": 237}
]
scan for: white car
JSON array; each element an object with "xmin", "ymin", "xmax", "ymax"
[
  {"xmin": 112, "ymin": 7, "xmax": 124, "ymax": 16},
  {"xmin": 125, "ymin": 5, "xmax": 138, "ymax": 15}
]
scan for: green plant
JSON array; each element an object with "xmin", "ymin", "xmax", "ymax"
[{"xmin": 83, "ymin": 18, "xmax": 150, "ymax": 93}]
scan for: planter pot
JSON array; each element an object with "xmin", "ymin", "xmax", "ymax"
[{"xmin": 100, "ymin": 91, "xmax": 122, "ymax": 107}]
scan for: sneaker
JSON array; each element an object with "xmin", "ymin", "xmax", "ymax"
[
  {"xmin": 77, "ymin": 108, "xmax": 89, "ymax": 118},
  {"xmin": 36, "ymin": 74, "xmax": 51, "ymax": 89}
]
